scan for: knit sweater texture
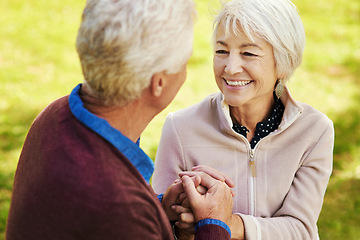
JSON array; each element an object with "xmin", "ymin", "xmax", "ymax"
[{"xmin": 6, "ymin": 89, "xmax": 230, "ymax": 240}]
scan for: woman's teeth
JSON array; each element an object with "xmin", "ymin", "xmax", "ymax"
[{"xmin": 225, "ymin": 79, "xmax": 251, "ymax": 86}]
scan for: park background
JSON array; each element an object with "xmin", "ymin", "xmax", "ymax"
[{"xmin": 0, "ymin": 0, "xmax": 359, "ymax": 239}]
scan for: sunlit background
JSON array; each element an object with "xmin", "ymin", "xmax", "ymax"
[{"xmin": 0, "ymin": 0, "xmax": 359, "ymax": 239}]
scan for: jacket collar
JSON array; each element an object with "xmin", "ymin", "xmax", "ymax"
[
  {"xmin": 278, "ymin": 86, "xmax": 303, "ymax": 130},
  {"xmin": 218, "ymin": 86, "xmax": 303, "ymax": 135}
]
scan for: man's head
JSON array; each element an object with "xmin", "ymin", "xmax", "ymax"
[{"xmin": 76, "ymin": 0, "xmax": 196, "ymax": 106}]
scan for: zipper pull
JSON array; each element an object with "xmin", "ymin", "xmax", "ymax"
[{"xmin": 249, "ymin": 149, "xmax": 256, "ymax": 177}]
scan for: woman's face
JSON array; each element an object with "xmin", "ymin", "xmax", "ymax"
[{"xmin": 213, "ymin": 24, "xmax": 278, "ymax": 109}]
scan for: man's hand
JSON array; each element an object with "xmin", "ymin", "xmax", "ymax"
[
  {"xmin": 161, "ymin": 176, "xmax": 201, "ymax": 221},
  {"xmin": 181, "ymin": 173, "xmax": 233, "ymax": 225}
]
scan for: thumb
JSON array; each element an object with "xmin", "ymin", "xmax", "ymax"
[{"xmin": 182, "ymin": 175, "xmax": 200, "ymax": 203}]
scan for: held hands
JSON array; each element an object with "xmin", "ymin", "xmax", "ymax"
[
  {"xmin": 181, "ymin": 172, "xmax": 234, "ymax": 224},
  {"xmin": 161, "ymin": 175, "xmax": 201, "ymax": 222},
  {"xmin": 162, "ymin": 166, "xmax": 235, "ymax": 238},
  {"xmin": 170, "ymin": 182, "xmax": 207, "ymax": 237},
  {"xmin": 180, "ymin": 165, "xmax": 235, "ymax": 198}
]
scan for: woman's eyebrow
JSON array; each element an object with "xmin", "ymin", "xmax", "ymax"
[
  {"xmin": 216, "ymin": 40, "xmax": 228, "ymax": 47},
  {"xmin": 216, "ymin": 40, "xmax": 263, "ymax": 51},
  {"xmin": 240, "ymin": 43, "xmax": 263, "ymax": 50}
]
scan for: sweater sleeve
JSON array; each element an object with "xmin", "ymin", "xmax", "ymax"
[
  {"xmin": 237, "ymin": 121, "xmax": 334, "ymax": 240},
  {"xmin": 195, "ymin": 222, "xmax": 231, "ymax": 240},
  {"xmin": 152, "ymin": 113, "xmax": 185, "ymax": 194}
]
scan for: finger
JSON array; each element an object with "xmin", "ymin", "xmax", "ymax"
[
  {"xmin": 182, "ymin": 198, "xmax": 190, "ymax": 208},
  {"xmin": 193, "ymin": 175, "xmax": 201, "ymax": 188},
  {"xmin": 175, "ymin": 221, "xmax": 195, "ymax": 234},
  {"xmin": 176, "ymin": 221, "xmax": 195, "ymax": 231},
  {"xmin": 174, "ymin": 178, "xmax": 182, "ymax": 184},
  {"xmin": 196, "ymin": 185, "xmax": 207, "ymax": 194},
  {"xmin": 162, "ymin": 180, "xmax": 184, "ymax": 208},
  {"xmin": 193, "ymin": 165, "xmax": 235, "ymax": 188},
  {"xmin": 192, "ymin": 166, "xmax": 225, "ymax": 182},
  {"xmin": 176, "ymin": 175, "xmax": 203, "ymax": 204},
  {"xmin": 172, "ymin": 205, "xmax": 192, "ymax": 215},
  {"xmin": 179, "ymin": 172, "xmax": 202, "ymax": 187},
  {"xmin": 180, "ymin": 170, "xmax": 234, "ymax": 190},
  {"xmin": 179, "ymin": 171, "xmax": 200, "ymax": 178},
  {"xmin": 181, "ymin": 175, "xmax": 200, "ymax": 203},
  {"xmin": 175, "ymin": 192, "xmax": 187, "ymax": 205},
  {"xmin": 161, "ymin": 180, "xmax": 185, "ymax": 222},
  {"xmin": 181, "ymin": 172, "xmax": 217, "ymax": 190},
  {"xmin": 166, "ymin": 180, "xmax": 184, "ymax": 202},
  {"xmin": 179, "ymin": 212, "xmax": 195, "ymax": 224},
  {"xmin": 196, "ymin": 172, "xmax": 218, "ymax": 190},
  {"xmin": 181, "ymin": 184, "xmax": 206, "ymax": 208}
]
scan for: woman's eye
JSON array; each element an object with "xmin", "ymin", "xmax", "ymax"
[
  {"xmin": 243, "ymin": 52, "xmax": 257, "ymax": 57},
  {"xmin": 215, "ymin": 50, "xmax": 228, "ymax": 54}
]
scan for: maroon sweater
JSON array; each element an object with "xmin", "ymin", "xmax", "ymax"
[{"xmin": 6, "ymin": 91, "xmax": 230, "ymax": 240}]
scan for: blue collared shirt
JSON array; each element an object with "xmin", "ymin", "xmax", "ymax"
[{"xmin": 68, "ymin": 84, "xmax": 154, "ymax": 184}]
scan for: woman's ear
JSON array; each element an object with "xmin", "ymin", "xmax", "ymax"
[
  {"xmin": 277, "ymin": 73, "xmax": 287, "ymax": 81},
  {"xmin": 150, "ymin": 72, "xmax": 165, "ymax": 97}
]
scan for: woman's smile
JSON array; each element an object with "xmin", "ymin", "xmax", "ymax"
[{"xmin": 224, "ymin": 78, "xmax": 253, "ymax": 87}]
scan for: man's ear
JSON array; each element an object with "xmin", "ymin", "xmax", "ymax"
[{"xmin": 151, "ymin": 72, "xmax": 166, "ymax": 97}]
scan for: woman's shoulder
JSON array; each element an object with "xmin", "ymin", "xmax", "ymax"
[
  {"xmin": 291, "ymin": 101, "xmax": 334, "ymax": 138},
  {"xmin": 297, "ymin": 101, "xmax": 333, "ymax": 125}
]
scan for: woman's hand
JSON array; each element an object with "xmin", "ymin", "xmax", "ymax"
[
  {"xmin": 179, "ymin": 166, "xmax": 236, "ymax": 197},
  {"xmin": 192, "ymin": 165, "xmax": 235, "ymax": 189}
]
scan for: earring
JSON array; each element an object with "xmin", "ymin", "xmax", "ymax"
[{"xmin": 275, "ymin": 80, "xmax": 284, "ymax": 99}]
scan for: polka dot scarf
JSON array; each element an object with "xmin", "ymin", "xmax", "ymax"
[{"xmin": 232, "ymin": 93, "xmax": 285, "ymax": 149}]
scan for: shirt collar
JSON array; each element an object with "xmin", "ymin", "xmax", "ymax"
[{"xmin": 68, "ymin": 84, "xmax": 154, "ymax": 184}]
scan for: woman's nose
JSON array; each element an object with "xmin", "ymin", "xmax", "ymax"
[{"xmin": 224, "ymin": 53, "xmax": 244, "ymax": 75}]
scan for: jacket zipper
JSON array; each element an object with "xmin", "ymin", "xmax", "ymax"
[
  {"xmin": 246, "ymin": 110, "xmax": 302, "ymax": 216},
  {"xmin": 249, "ymin": 148, "xmax": 256, "ymax": 215},
  {"xmin": 249, "ymin": 148, "xmax": 256, "ymax": 177}
]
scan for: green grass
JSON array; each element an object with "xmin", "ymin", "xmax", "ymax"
[{"xmin": 1, "ymin": 0, "xmax": 359, "ymax": 239}]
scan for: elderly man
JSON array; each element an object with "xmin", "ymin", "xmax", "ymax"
[{"xmin": 6, "ymin": 0, "xmax": 233, "ymax": 239}]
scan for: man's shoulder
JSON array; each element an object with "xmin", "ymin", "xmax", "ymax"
[{"xmin": 31, "ymin": 95, "xmax": 71, "ymax": 127}]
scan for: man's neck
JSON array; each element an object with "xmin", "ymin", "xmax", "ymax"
[{"xmin": 80, "ymin": 85, "xmax": 155, "ymax": 143}]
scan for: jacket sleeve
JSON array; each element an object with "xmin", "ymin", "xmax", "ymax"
[
  {"xmin": 152, "ymin": 113, "xmax": 185, "ymax": 194},
  {"xmin": 238, "ymin": 120, "xmax": 334, "ymax": 240}
]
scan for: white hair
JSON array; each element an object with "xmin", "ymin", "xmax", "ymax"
[
  {"xmin": 212, "ymin": 0, "xmax": 305, "ymax": 82},
  {"xmin": 76, "ymin": 0, "xmax": 196, "ymax": 106}
]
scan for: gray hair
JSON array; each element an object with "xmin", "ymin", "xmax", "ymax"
[
  {"xmin": 76, "ymin": 0, "xmax": 196, "ymax": 106},
  {"xmin": 212, "ymin": 0, "xmax": 305, "ymax": 82}
]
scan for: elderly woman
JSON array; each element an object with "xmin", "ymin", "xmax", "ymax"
[
  {"xmin": 153, "ymin": 0, "xmax": 334, "ymax": 239},
  {"xmin": 6, "ymin": 0, "xmax": 234, "ymax": 239}
]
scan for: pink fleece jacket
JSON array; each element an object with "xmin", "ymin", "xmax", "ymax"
[{"xmin": 152, "ymin": 87, "xmax": 334, "ymax": 239}]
